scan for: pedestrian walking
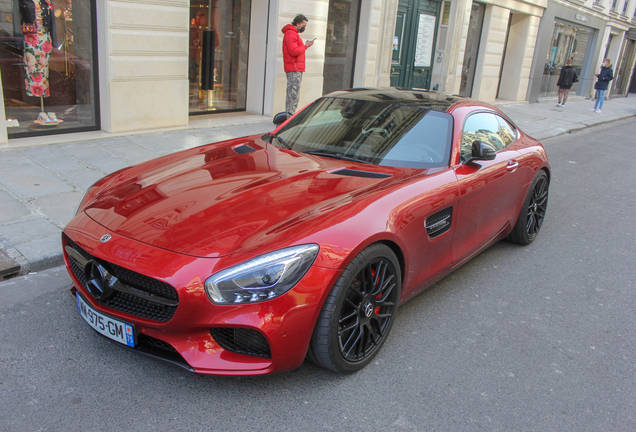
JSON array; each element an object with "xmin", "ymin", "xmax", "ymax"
[
  {"xmin": 556, "ymin": 59, "xmax": 578, "ymax": 107},
  {"xmin": 282, "ymin": 14, "xmax": 314, "ymax": 116},
  {"xmin": 590, "ymin": 58, "xmax": 614, "ymax": 113}
]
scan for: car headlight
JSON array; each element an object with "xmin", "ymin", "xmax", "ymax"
[{"xmin": 205, "ymin": 244, "xmax": 320, "ymax": 304}]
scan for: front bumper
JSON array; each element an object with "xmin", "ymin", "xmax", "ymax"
[{"xmin": 62, "ymin": 216, "xmax": 339, "ymax": 375}]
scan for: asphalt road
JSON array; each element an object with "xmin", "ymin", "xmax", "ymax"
[{"xmin": 1, "ymin": 118, "xmax": 635, "ymax": 432}]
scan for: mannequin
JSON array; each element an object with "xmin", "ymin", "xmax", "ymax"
[{"xmin": 19, "ymin": 0, "xmax": 58, "ymax": 123}]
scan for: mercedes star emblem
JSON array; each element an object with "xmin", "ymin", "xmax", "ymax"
[{"xmin": 84, "ymin": 260, "xmax": 117, "ymax": 300}]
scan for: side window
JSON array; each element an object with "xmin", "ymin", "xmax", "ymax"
[
  {"xmin": 461, "ymin": 112, "xmax": 515, "ymax": 161},
  {"xmin": 496, "ymin": 116, "xmax": 517, "ymax": 147}
]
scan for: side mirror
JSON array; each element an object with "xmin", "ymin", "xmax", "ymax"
[
  {"xmin": 273, "ymin": 112, "xmax": 289, "ymax": 126},
  {"xmin": 464, "ymin": 140, "xmax": 496, "ymax": 164}
]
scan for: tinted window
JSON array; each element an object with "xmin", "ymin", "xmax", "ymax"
[
  {"xmin": 461, "ymin": 112, "xmax": 516, "ymax": 161},
  {"xmin": 275, "ymin": 97, "xmax": 453, "ymax": 168}
]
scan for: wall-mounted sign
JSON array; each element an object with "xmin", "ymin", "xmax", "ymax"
[
  {"xmin": 575, "ymin": 14, "xmax": 588, "ymax": 22},
  {"xmin": 414, "ymin": 14, "xmax": 436, "ymax": 68}
]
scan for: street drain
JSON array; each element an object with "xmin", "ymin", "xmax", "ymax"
[{"xmin": 0, "ymin": 249, "xmax": 20, "ymax": 281}]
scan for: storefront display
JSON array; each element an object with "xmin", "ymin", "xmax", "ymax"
[
  {"xmin": 540, "ymin": 20, "xmax": 592, "ymax": 97},
  {"xmin": 0, "ymin": 0, "xmax": 99, "ymax": 137},
  {"xmin": 189, "ymin": 0, "xmax": 250, "ymax": 114}
]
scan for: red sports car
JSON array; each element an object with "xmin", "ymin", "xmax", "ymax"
[{"xmin": 62, "ymin": 88, "xmax": 550, "ymax": 375}]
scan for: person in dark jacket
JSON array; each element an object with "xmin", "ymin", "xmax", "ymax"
[
  {"xmin": 590, "ymin": 59, "xmax": 614, "ymax": 113},
  {"xmin": 556, "ymin": 59, "xmax": 578, "ymax": 107},
  {"xmin": 282, "ymin": 14, "xmax": 314, "ymax": 115}
]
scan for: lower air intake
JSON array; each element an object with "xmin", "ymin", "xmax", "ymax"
[{"xmin": 210, "ymin": 327, "xmax": 272, "ymax": 359}]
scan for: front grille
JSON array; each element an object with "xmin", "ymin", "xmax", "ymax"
[
  {"xmin": 329, "ymin": 168, "xmax": 392, "ymax": 179},
  {"xmin": 210, "ymin": 327, "xmax": 272, "ymax": 359},
  {"xmin": 426, "ymin": 207, "xmax": 453, "ymax": 238},
  {"xmin": 64, "ymin": 234, "xmax": 178, "ymax": 322}
]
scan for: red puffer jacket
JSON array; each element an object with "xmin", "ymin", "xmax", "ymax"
[{"xmin": 282, "ymin": 24, "xmax": 307, "ymax": 72}]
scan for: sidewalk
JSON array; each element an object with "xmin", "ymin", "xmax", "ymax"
[{"xmin": 0, "ymin": 96, "xmax": 635, "ymax": 278}]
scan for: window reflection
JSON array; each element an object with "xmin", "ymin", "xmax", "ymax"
[
  {"xmin": 0, "ymin": 0, "xmax": 99, "ymax": 137},
  {"xmin": 188, "ymin": 0, "xmax": 251, "ymax": 113}
]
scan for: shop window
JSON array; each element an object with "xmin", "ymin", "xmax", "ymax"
[
  {"xmin": 189, "ymin": 0, "xmax": 251, "ymax": 114},
  {"xmin": 0, "ymin": 0, "xmax": 99, "ymax": 138},
  {"xmin": 540, "ymin": 21, "xmax": 591, "ymax": 97}
]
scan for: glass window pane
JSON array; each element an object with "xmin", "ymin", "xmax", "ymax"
[
  {"xmin": 1, "ymin": 0, "xmax": 99, "ymax": 137},
  {"xmin": 189, "ymin": 0, "xmax": 251, "ymax": 114},
  {"xmin": 461, "ymin": 112, "xmax": 506, "ymax": 160},
  {"xmin": 540, "ymin": 21, "xmax": 590, "ymax": 97},
  {"xmin": 276, "ymin": 97, "xmax": 452, "ymax": 168}
]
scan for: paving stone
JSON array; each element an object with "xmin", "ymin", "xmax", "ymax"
[
  {"xmin": 166, "ymin": 134, "xmax": 217, "ymax": 148},
  {"xmin": 31, "ymin": 192, "xmax": 84, "ymax": 226},
  {"xmin": 19, "ymin": 146, "xmax": 69, "ymax": 162},
  {"xmin": 0, "ymin": 190, "xmax": 32, "ymax": 224},
  {"xmin": 84, "ymin": 156, "xmax": 131, "ymax": 174},
  {"xmin": 0, "ymin": 166, "xmax": 73, "ymax": 199},
  {"xmin": 60, "ymin": 143, "xmax": 114, "ymax": 160},
  {"xmin": 59, "ymin": 168, "xmax": 105, "ymax": 191},
  {"xmin": 39, "ymin": 158, "xmax": 88, "ymax": 173},
  {"xmin": 104, "ymin": 144, "xmax": 159, "ymax": 165},
  {"xmin": 0, "ymin": 217, "xmax": 61, "ymax": 246},
  {"xmin": 91, "ymin": 137, "xmax": 135, "ymax": 148},
  {"xmin": 0, "ymin": 149, "xmax": 23, "ymax": 161},
  {"xmin": 12, "ymin": 233, "xmax": 64, "ymax": 272},
  {"xmin": 0, "ymin": 155, "xmax": 37, "ymax": 171}
]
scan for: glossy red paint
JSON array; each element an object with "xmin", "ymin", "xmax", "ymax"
[{"xmin": 63, "ymin": 91, "xmax": 550, "ymax": 375}]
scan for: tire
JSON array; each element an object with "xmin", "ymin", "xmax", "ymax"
[
  {"xmin": 308, "ymin": 243, "xmax": 401, "ymax": 373},
  {"xmin": 508, "ymin": 170, "xmax": 549, "ymax": 245}
]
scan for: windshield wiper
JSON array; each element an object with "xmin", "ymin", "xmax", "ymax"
[
  {"xmin": 305, "ymin": 151, "xmax": 373, "ymax": 165},
  {"xmin": 269, "ymin": 134, "xmax": 291, "ymax": 149}
]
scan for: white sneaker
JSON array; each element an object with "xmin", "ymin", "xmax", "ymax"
[
  {"xmin": 557, "ymin": 103, "xmax": 561, "ymax": 107},
  {"xmin": 595, "ymin": 109, "xmax": 601, "ymax": 113},
  {"xmin": 589, "ymin": 108, "xmax": 597, "ymax": 112}
]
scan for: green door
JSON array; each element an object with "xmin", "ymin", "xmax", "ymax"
[{"xmin": 391, "ymin": 0, "xmax": 441, "ymax": 89}]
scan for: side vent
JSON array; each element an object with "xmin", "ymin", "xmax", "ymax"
[
  {"xmin": 425, "ymin": 207, "xmax": 453, "ymax": 238},
  {"xmin": 233, "ymin": 144, "xmax": 256, "ymax": 154},
  {"xmin": 329, "ymin": 168, "xmax": 392, "ymax": 179}
]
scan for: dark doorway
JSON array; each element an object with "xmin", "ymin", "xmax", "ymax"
[
  {"xmin": 391, "ymin": 0, "xmax": 441, "ymax": 89},
  {"xmin": 459, "ymin": 2, "xmax": 485, "ymax": 97},
  {"xmin": 322, "ymin": 0, "xmax": 361, "ymax": 94}
]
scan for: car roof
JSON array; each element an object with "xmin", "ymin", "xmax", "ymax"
[{"xmin": 325, "ymin": 87, "xmax": 466, "ymax": 112}]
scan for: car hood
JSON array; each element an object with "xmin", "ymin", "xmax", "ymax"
[{"xmin": 84, "ymin": 135, "xmax": 406, "ymax": 258}]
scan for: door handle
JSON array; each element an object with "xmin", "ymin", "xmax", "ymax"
[{"xmin": 507, "ymin": 160, "xmax": 519, "ymax": 172}]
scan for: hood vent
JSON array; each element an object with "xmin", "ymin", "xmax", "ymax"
[
  {"xmin": 233, "ymin": 144, "xmax": 257, "ymax": 154},
  {"xmin": 330, "ymin": 168, "xmax": 392, "ymax": 179}
]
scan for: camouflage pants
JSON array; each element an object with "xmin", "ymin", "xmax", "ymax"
[{"xmin": 285, "ymin": 71, "xmax": 303, "ymax": 115}]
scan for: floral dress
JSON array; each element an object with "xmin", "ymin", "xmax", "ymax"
[{"xmin": 23, "ymin": 0, "xmax": 52, "ymax": 98}]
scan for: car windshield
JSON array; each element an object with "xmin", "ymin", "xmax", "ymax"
[{"xmin": 272, "ymin": 97, "xmax": 453, "ymax": 168}]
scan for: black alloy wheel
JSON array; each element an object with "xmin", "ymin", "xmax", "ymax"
[
  {"xmin": 308, "ymin": 244, "xmax": 401, "ymax": 373},
  {"xmin": 508, "ymin": 170, "xmax": 549, "ymax": 245},
  {"xmin": 337, "ymin": 257, "xmax": 397, "ymax": 362}
]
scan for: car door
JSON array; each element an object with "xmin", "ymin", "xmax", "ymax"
[{"xmin": 451, "ymin": 111, "xmax": 525, "ymax": 264}]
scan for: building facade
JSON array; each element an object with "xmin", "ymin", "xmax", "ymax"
[{"xmin": 0, "ymin": 0, "xmax": 635, "ymax": 144}]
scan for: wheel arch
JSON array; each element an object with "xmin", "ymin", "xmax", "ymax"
[{"xmin": 377, "ymin": 239, "xmax": 406, "ymax": 284}]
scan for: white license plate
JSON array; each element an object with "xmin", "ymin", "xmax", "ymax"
[{"xmin": 77, "ymin": 294, "xmax": 135, "ymax": 347}]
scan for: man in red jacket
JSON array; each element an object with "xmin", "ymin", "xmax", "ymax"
[{"xmin": 282, "ymin": 14, "xmax": 314, "ymax": 115}]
